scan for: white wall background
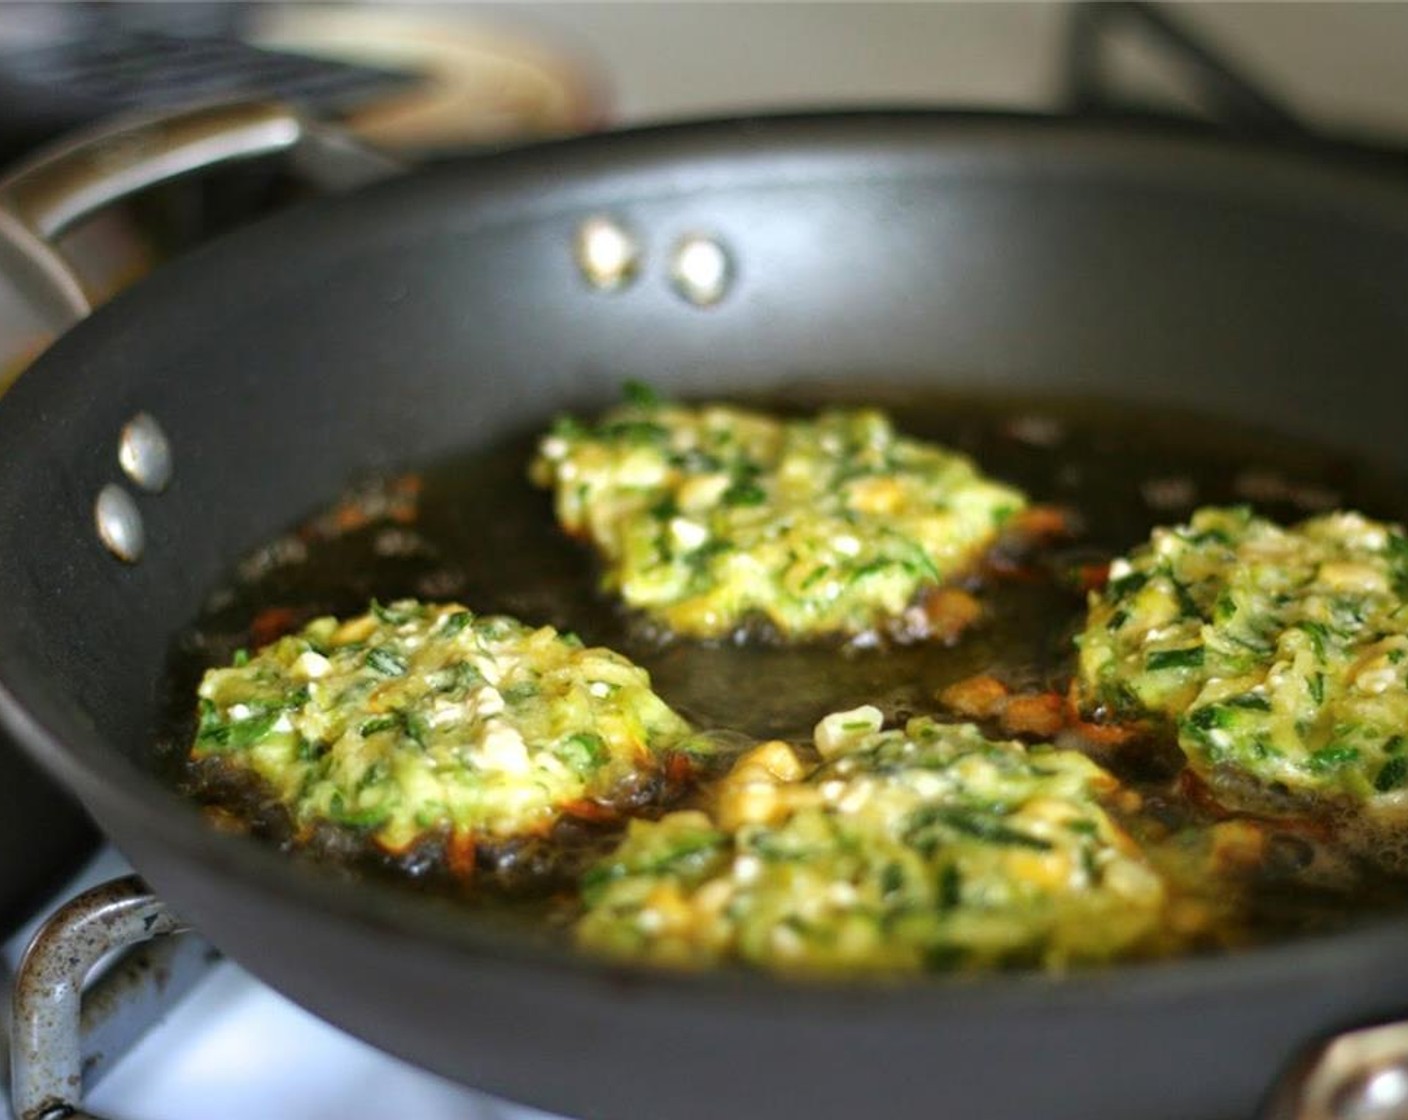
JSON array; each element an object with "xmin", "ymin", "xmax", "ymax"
[{"xmin": 463, "ymin": 2, "xmax": 1408, "ymax": 140}]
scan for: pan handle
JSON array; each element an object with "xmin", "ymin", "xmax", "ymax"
[
  {"xmin": 0, "ymin": 100, "xmax": 401, "ymax": 334},
  {"xmin": 10, "ymin": 875, "xmax": 199, "ymax": 1120}
]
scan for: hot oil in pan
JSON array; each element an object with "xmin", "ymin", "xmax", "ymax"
[{"xmin": 164, "ymin": 391, "xmax": 1408, "ymax": 955}]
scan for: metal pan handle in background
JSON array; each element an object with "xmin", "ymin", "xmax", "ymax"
[
  {"xmin": 0, "ymin": 100, "xmax": 401, "ymax": 334},
  {"xmin": 1064, "ymin": 1, "xmax": 1308, "ymax": 140}
]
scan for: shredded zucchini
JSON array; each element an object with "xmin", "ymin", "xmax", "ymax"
[
  {"xmin": 193, "ymin": 600, "xmax": 697, "ymax": 855},
  {"xmin": 576, "ymin": 712, "xmax": 1164, "ymax": 974},
  {"xmin": 531, "ymin": 391, "xmax": 1026, "ymax": 641},
  {"xmin": 1077, "ymin": 507, "xmax": 1408, "ymax": 808}
]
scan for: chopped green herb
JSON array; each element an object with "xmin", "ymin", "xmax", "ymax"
[
  {"xmin": 937, "ymin": 863, "xmax": 963, "ymax": 910},
  {"xmin": 1296, "ymin": 621, "xmax": 1330, "ymax": 659},
  {"xmin": 364, "ymin": 647, "xmax": 408, "ymax": 677},
  {"xmin": 1375, "ymin": 756, "xmax": 1408, "ymax": 792},
  {"xmin": 1307, "ymin": 744, "xmax": 1360, "ymax": 773},
  {"xmin": 1171, "ymin": 579, "xmax": 1201, "ymax": 619},
  {"xmin": 722, "ymin": 479, "xmax": 767, "ymax": 507},
  {"xmin": 850, "ymin": 558, "xmax": 898, "ymax": 582},
  {"xmin": 621, "ymin": 380, "xmax": 661, "ymax": 408},
  {"xmin": 440, "ymin": 610, "xmax": 472, "ymax": 637},
  {"xmin": 371, "ymin": 600, "xmax": 416, "ymax": 626},
  {"xmin": 1106, "ymin": 571, "xmax": 1149, "ymax": 599},
  {"xmin": 402, "ymin": 712, "xmax": 429, "ymax": 749},
  {"xmin": 1186, "ymin": 705, "xmax": 1230, "ymax": 732},
  {"xmin": 599, "ymin": 419, "xmax": 669, "ymax": 444},
  {"xmin": 551, "ymin": 414, "xmax": 587, "ymax": 438},
  {"xmin": 359, "ymin": 714, "xmax": 402, "ymax": 737},
  {"xmin": 910, "ymin": 805, "xmax": 1053, "ymax": 851},
  {"xmin": 923, "ymin": 944, "xmax": 969, "ymax": 971},
  {"xmin": 649, "ymin": 496, "xmax": 679, "ymax": 521},
  {"xmin": 880, "ymin": 862, "xmax": 906, "ymax": 898},
  {"xmin": 1146, "ymin": 646, "xmax": 1204, "ymax": 671},
  {"xmin": 326, "ymin": 792, "xmax": 391, "ymax": 829},
  {"xmin": 556, "ymin": 731, "xmax": 609, "ymax": 771},
  {"xmin": 502, "ymin": 681, "xmax": 540, "ymax": 705}
]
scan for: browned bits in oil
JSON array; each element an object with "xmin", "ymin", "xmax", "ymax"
[
  {"xmin": 1001, "ymin": 693, "xmax": 1067, "ymax": 738},
  {"xmin": 916, "ymin": 587, "xmax": 983, "ymax": 644},
  {"xmin": 939, "ymin": 674, "xmax": 1010, "ymax": 720}
]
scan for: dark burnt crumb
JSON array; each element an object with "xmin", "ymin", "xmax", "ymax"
[
  {"xmin": 1173, "ymin": 770, "xmax": 1240, "ymax": 821},
  {"xmin": 200, "ymin": 805, "xmax": 253, "ymax": 836},
  {"xmin": 1128, "ymin": 792, "xmax": 1193, "ymax": 834},
  {"xmin": 1001, "ymin": 413, "xmax": 1066, "ymax": 448},
  {"xmin": 1139, "ymin": 476, "xmax": 1198, "ymax": 512},
  {"xmin": 1046, "ymin": 547, "xmax": 1112, "ymax": 595},
  {"xmin": 1262, "ymin": 832, "xmax": 1316, "ymax": 877},
  {"xmin": 188, "ymin": 765, "xmax": 625, "ymax": 901},
  {"xmin": 236, "ymin": 536, "xmax": 311, "ymax": 583},
  {"xmin": 1233, "ymin": 468, "xmax": 1340, "ymax": 513},
  {"xmin": 1201, "ymin": 766, "xmax": 1296, "ymax": 819},
  {"xmin": 248, "ymin": 605, "xmax": 313, "ymax": 647},
  {"xmin": 414, "ymin": 567, "xmax": 468, "ymax": 598},
  {"xmin": 372, "ymin": 527, "xmax": 434, "ymax": 559},
  {"xmin": 181, "ymin": 726, "xmax": 707, "ymax": 903},
  {"xmin": 185, "ymin": 759, "xmax": 298, "ymax": 842},
  {"xmin": 1011, "ymin": 504, "xmax": 1080, "ymax": 543}
]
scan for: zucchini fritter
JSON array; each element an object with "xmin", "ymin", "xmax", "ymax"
[
  {"xmin": 576, "ymin": 710, "xmax": 1164, "ymax": 974},
  {"xmin": 530, "ymin": 390, "xmax": 1026, "ymax": 641},
  {"xmin": 190, "ymin": 600, "xmax": 697, "ymax": 866},
  {"xmin": 1077, "ymin": 507, "xmax": 1408, "ymax": 810}
]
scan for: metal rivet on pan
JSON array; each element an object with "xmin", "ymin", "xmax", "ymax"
[
  {"xmin": 1331, "ymin": 1064, "xmax": 1408, "ymax": 1120},
  {"xmin": 574, "ymin": 216, "xmax": 640, "ymax": 291},
  {"xmin": 95, "ymin": 484, "xmax": 144, "ymax": 564},
  {"xmin": 669, "ymin": 233, "xmax": 732, "ymax": 307},
  {"xmin": 118, "ymin": 412, "xmax": 172, "ymax": 493}
]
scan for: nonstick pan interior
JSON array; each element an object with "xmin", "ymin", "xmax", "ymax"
[{"xmin": 2, "ymin": 114, "xmax": 1408, "ymax": 1120}]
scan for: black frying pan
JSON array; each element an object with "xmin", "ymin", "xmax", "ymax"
[{"xmin": 2, "ymin": 103, "xmax": 1408, "ymax": 1120}]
